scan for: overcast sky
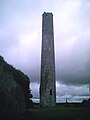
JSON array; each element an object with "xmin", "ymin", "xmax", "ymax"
[{"xmin": 0, "ymin": 0, "xmax": 90, "ymax": 102}]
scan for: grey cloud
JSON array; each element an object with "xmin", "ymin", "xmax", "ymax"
[
  {"xmin": 54, "ymin": 1, "xmax": 90, "ymax": 85},
  {"xmin": 30, "ymin": 82, "xmax": 39, "ymax": 98},
  {"xmin": 56, "ymin": 36, "xmax": 90, "ymax": 85},
  {"xmin": 56, "ymin": 82, "xmax": 89, "ymax": 96}
]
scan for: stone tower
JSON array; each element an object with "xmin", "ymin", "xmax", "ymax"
[{"xmin": 40, "ymin": 12, "xmax": 56, "ymax": 107}]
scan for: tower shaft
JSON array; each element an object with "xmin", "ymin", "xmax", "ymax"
[{"xmin": 40, "ymin": 12, "xmax": 56, "ymax": 107}]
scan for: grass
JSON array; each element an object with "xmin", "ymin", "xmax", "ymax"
[{"xmin": 24, "ymin": 104, "xmax": 90, "ymax": 120}]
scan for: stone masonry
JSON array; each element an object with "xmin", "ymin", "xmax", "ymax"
[{"xmin": 40, "ymin": 12, "xmax": 56, "ymax": 107}]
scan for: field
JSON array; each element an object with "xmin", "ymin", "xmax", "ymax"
[{"xmin": 23, "ymin": 103, "xmax": 90, "ymax": 120}]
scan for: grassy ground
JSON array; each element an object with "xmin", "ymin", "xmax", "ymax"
[{"xmin": 23, "ymin": 104, "xmax": 90, "ymax": 120}]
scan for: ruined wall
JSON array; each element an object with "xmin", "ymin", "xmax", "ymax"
[
  {"xmin": 0, "ymin": 56, "xmax": 30, "ymax": 119},
  {"xmin": 40, "ymin": 12, "xmax": 56, "ymax": 107}
]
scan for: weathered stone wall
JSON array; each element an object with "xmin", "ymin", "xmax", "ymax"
[
  {"xmin": 0, "ymin": 56, "xmax": 30, "ymax": 118},
  {"xmin": 40, "ymin": 12, "xmax": 56, "ymax": 107}
]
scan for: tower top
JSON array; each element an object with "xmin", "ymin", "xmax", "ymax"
[{"xmin": 43, "ymin": 12, "xmax": 53, "ymax": 15}]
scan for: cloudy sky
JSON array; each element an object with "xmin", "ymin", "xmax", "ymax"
[{"xmin": 0, "ymin": 0, "xmax": 90, "ymax": 102}]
